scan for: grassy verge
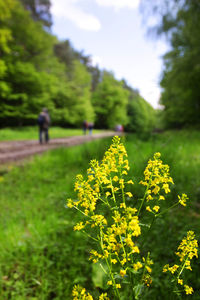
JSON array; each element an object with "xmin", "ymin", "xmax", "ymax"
[
  {"xmin": 0, "ymin": 126, "xmax": 103, "ymax": 141},
  {"xmin": 0, "ymin": 131, "xmax": 199, "ymax": 299},
  {"xmin": 0, "ymin": 138, "xmax": 112, "ymax": 299}
]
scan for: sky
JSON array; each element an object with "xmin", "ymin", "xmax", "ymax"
[{"xmin": 50, "ymin": 0, "xmax": 168, "ymax": 108}]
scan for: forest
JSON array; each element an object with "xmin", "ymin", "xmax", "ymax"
[
  {"xmin": 0, "ymin": 0, "xmax": 156, "ymax": 134},
  {"xmin": 1, "ymin": 0, "xmax": 200, "ymax": 132}
]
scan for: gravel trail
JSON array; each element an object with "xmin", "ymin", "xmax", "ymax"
[{"xmin": 0, "ymin": 132, "xmax": 119, "ymax": 164}]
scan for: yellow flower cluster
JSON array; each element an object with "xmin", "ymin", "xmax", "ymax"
[
  {"xmin": 140, "ymin": 153, "xmax": 174, "ymax": 211},
  {"xmin": 142, "ymin": 253, "xmax": 153, "ymax": 287},
  {"xmin": 67, "ymin": 136, "xmax": 132, "ymax": 225},
  {"xmin": 89, "ymin": 206, "xmax": 141, "ymax": 266},
  {"xmin": 163, "ymin": 231, "xmax": 198, "ymax": 295},
  {"xmin": 68, "ymin": 137, "xmax": 194, "ymax": 299},
  {"xmin": 176, "ymin": 231, "xmax": 198, "ymax": 269},
  {"xmin": 72, "ymin": 285, "xmax": 93, "ymax": 300},
  {"xmin": 72, "ymin": 285, "xmax": 110, "ymax": 300},
  {"xmin": 178, "ymin": 193, "xmax": 188, "ymax": 207}
]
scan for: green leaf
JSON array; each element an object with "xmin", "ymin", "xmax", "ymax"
[
  {"xmin": 133, "ymin": 284, "xmax": 144, "ymax": 300},
  {"xmin": 92, "ymin": 262, "xmax": 109, "ymax": 290}
]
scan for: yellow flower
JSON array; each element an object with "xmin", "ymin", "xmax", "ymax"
[
  {"xmin": 146, "ymin": 206, "xmax": 152, "ymax": 212},
  {"xmin": 126, "ymin": 192, "xmax": 133, "ymax": 198},
  {"xmin": 122, "ymin": 170, "xmax": 127, "ymax": 175},
  {"xmin": 116, "ymin": 284, "xmax": 121, "ymax": 289},
  {"xmin": 154, "ymin": 152, "xmax": 161, "ymax": 159},
  {"xmin": 72, "ymin": 285, "xmax": 94, "ymax": 299},
  {"xmin": 169, "ymin": 264, "xmax": 179, "ymax": 274},
  {"xmin": 120, "ymin": 269, "xmax": 126, "ymax": 277},
  {"xmin": 113, "ymin": 176, "xmax": 119, "ymax": 182},
  {"xmin": 143, "ymin": 274, "xmax": 152, "ymax": 287},
  {"xmin": 99, "ymin": 293, "xmax": 110, "ymax": 300},
  {"xmin": 107, "ymin": 280, "xmax": 112, "ymax": 286},
  {"xmin": 178, "ymin": 279, "xmax": 183, "ymax": 285},
  {"xmin": 145, "ymin": 266, "xmax": 152, "ymax": 273},
  {"xmin": 184, "ymin": 285, "xmax": 193, "ymax": 295},
  {"xmin": 163, "ymin": 264, "xmax": 169, "ymax": 273},
  {"xmin": 133, "ymin": 261, "xmax": 143, "ymax": 271},
  {"xmin": 120, "ymin": 203, "xmax": 126, "ymax": 209},
  {"xmin": 67, "ymin": 199, "xmax": 73, "ymax": 208},
  {"xmin": 176, "ymin": 231, "xmax": 198, "ymax": 263},
  {"xmin": 111, "ymin": 259, "xmax": 117, "ymax": 264},
  {"xmin": 127, "ymin": 180, "xmax": 134, "ymax": 184},
  {"xmin": 178, "ymin": 193, "xmax": 188, "ymax": 207},
  {"xmin": 120, "ymin": 258, "xmax": 126, "ymax": 265},
  {"xmin": 74, "ymin": 222, "xmax": 85, "ymax": 231},
  {"xmin": 147, "ymin": 194, "xmax": 153, "ymax": 201},
  {"xmin": 153, "ymin": 205, "xmax": 160, "ymax": 212},
  {"xmin": 163, "ymin": 183, "xmax": 170, "ymax": 193}
]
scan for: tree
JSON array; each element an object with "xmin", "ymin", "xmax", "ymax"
[
  {"xmin": 0, "ymin": 0, "xmax": 64, "ymax": 126},
  {"xmin": 141, "ymin": 0, "xmax": 200, "ymax": 128},
  {"xmin": 65, "ymin": 60, "xmax": 94, "ymax": 126},
  {"xmin": 19, "ymin": 0, "xmax": 52, "ymax": 28},
  {"xmin": 123, "ymin": 81, "xmax": 156, "ymax": 134},
  {"xmin": 92, "ymin": 71, "xmax": 129, "ymax": 129}
]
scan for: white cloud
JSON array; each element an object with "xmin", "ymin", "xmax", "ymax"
[
  {"xmin": 51, "ymin": 0, "xmax": 140, "ymax": 31},
  {"xmin": 95, "ymin": 0, "xmax": 140, "ymax": 11},
  {"xmin": 51, "ymin": 0, "xmax": 101, "ymax": 31}
]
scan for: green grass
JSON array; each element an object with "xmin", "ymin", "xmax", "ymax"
[
  {"xmin": 124, "ymin": 131, "xmax": 200, "ymax": 299},
  {"xmin": 0, "ymin": 138, "xmax": 112, "ymax": 299},
  {"xmin": 0, "ymin": 131, "xmax": 199, "ymax": 299},
  {"xmin": 0, "ymin": 126, "xmax": 103, "ymax": 141}
]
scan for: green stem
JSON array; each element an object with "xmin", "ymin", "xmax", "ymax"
[
  {"xmin": 137, "ymin": 175, "xmax": 153, "ymax": 217},
  {"xmin": 82, "ymin": 230, "xmax": 99, "ymax": 242},
  {"xmin": 99, "ymin": 229, "xmax": 121, "ymax": 300},
  {"xmin": 73, "ymin": 205, "xmax": 89, "ymax": 217},
  {"xmin": 177, "ymin": 254, "xmax": 189, "ymax": 279},
  {"xmin": 110, "ymin": 177, "xmax": 117, "ymax": 204},
  {"xmin": 141, "ymin": 216, "xmax": 156, "ymax": 248},
  {"xmin": 156, "ymin": 202, "xmax": 179, "ymax": 217}
]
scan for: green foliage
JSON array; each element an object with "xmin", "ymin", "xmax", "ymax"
[
  {"xmin": 92, "ymin": 71, "xmax": 129, "ymax": 129},
  {"xmin": 19, "ymin": 0, "xmax": 52, "ymax": 28},
  {"xmin": 141, "ymin": 0, "xmax": 200, "ymax": 128},
  {"xmin": 126, "ymin": 89, "xmax": 156, "ymax": 135},
  {"xmin": 66, "ymin": 60, "xmax": 95, "ymax": 126}
]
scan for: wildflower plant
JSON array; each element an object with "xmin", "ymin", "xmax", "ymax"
[{"xmin": 67, "ymin": 136, "xmax": 198, "ymax": 299}]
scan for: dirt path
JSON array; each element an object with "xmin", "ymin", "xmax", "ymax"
[{"xmin": 0, "ymin": 132, "xmax": 120, "ymax": 164}]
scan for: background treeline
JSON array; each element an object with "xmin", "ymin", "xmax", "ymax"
[
  {"xmin": 141, "ymin": 0, "xmax": 200, "ymax": 129},
  {"xmin": 0, "ymin": 0, "xmax": 155, "ymax": 134}
]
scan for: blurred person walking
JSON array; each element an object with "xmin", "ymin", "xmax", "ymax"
[
  {"xmin": 82, "ymin": 120, "xmax": 88, "ymax": 135},
  {"xmin": 38, "ymin": 108, "xmax": 50, "ymax": 144},
  {"xmin": 88, "ymin": 122, "xmax": 94, "ymax": 135}
]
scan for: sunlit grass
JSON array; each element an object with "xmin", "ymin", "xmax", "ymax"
[{"xmin": 0, "ymin": 126, "xmax": 103, "ymax": 141}]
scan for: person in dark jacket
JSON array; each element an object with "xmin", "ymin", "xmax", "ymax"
[
  {"xmin": 82, "ymin": 120, "xmax": 88, "ymax": 135},
  {"xmin": 38, "ymin": 108, "xmax": 50, "ymax": 144}
]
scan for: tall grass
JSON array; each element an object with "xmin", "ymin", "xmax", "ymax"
[{"xmin": 0, "ymin": 131, "xmax": 199, "ymax": 299}]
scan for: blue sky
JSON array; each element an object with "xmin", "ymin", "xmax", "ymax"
[{"xmin": 51, "ymin": 0, "xmax": 168, "ymax": 108}]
